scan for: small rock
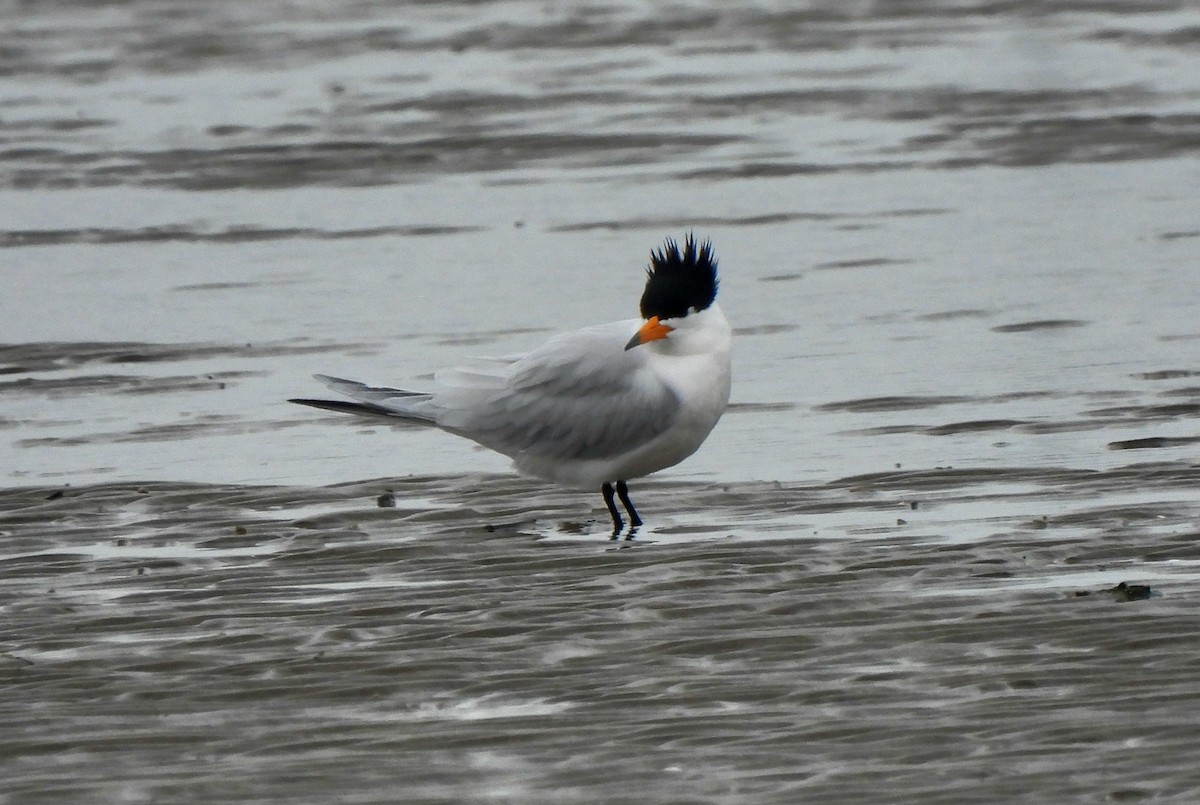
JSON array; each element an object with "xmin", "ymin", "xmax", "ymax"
[
  {"xmin": 1107, "ymin": 582, "xmax": 1154, "ymax": 602},
  {"xmin": 1074, "ymin": 581, "xmax": 1155, "ymax": 602}
]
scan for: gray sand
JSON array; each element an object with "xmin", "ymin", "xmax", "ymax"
[
  {"xmin": 3, "ymin": 468, "xmax": 1199, "ymax": 803},
  {"xmin": 4, "ymin": 0, "xmax": 1200, "ymax": 801}
]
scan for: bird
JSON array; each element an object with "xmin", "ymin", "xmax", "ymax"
[{"xmin": 290, "ymin": 234, "xmax": 732, "ymax": 535}]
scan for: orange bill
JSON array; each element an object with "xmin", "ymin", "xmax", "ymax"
[{"xmin": 624, "ymin": 316, "xmax": 674, "ymax": 351}]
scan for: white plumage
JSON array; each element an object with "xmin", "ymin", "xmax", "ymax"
[{"xmin": 292, "ymin": 236, "xmax": 731, "ymax": 534}]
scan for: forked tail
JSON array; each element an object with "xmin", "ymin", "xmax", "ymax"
[{"xmin": 289, "ymin": 374, "xmax": 438, "ymax": 424}]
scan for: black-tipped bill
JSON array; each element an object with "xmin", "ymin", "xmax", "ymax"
[{"xmin": 625, "ymin": 316, "xmax": 673, "ymax": 350}]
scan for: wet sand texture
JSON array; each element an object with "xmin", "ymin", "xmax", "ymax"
[
  {"xmin": 3, "ymin": 467, "xmax": 1200, "ymax": 803},
  {"xmin": 4, "ymin": 0, "xmax": 1200, "ymax": 801}
]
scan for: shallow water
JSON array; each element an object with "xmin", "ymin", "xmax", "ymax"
[{"xmin": 3, "ymin": 1, "xmax": 1200, "ymax": 802}]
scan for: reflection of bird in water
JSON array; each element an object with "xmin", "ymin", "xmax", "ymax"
[{"xmin": 291, "ymin": 235, "xmax": 732, "ymax": 536}]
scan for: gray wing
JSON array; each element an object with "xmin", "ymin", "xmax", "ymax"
[{"xmin": 441, "ymin": 321, "xmax": 681, "ymax": 461}]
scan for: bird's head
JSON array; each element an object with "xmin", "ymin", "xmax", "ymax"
[{"xmin": 625, "ymin": 234, "xmax": 719, "ymax": 351}]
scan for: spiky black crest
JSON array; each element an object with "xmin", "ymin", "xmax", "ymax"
[{"xmin": 639, "ymin": 234, "xmax": 719, "ymax": 320}]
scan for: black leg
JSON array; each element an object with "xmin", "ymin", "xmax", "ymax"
[
  {"xmin": 601, "ymin": 482, "xmax": 624, "ymax": 534},
  {"xmin": 615, "ymin": 480, "xmax": 643, "ymax": 528}
]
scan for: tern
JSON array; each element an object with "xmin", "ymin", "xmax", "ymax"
[{"xmin": 290, "ymin": 235, "xmax": 732, "ymax": 535}]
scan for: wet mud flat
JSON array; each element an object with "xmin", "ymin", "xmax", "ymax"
[
  {"xmin": 4, "ymin": 0, "xmax": 1200, "ymax": 800},
  {"xmin": 3, "ymin": 465, "xmax": 1200, "ymax": 804}
]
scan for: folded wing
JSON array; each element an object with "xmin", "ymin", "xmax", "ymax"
[
  {"xmin": 291, "ymin": 321, "xmax": 681, "ymax": 463},
  {"xmin": 443, "ymin": 321, "xmax": 681, "ymax": 461}
]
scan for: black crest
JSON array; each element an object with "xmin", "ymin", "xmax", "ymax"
[{"xmin": 639, "ymin": 234, "xmax": 719, "ymax": 320}]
